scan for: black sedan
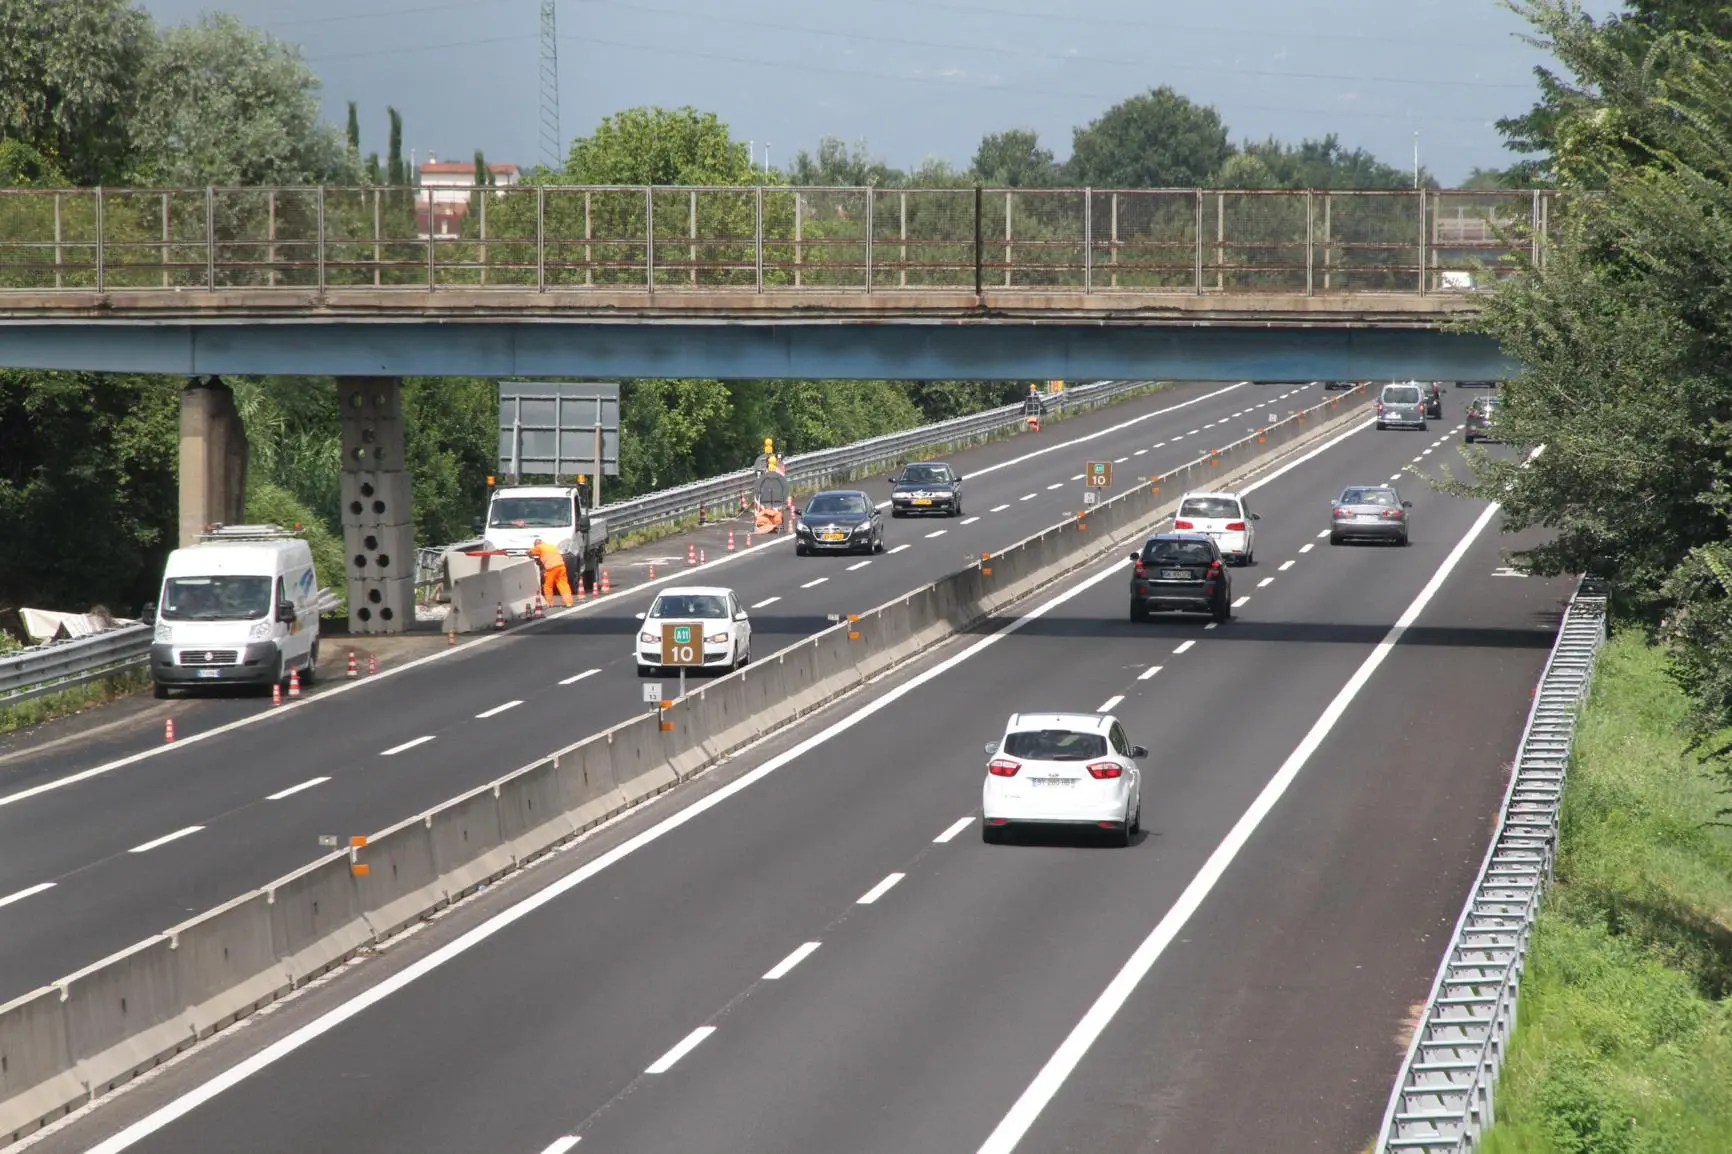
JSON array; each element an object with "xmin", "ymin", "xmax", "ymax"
[
  {"xmin": 888, "ymin": 461, "xmax": 964, "ymax": 517},
  {"xmin": 795, "ymin": 490, "xmax": 885, "ymax": 555},
  {"xmin": 1465, "ymin": 396, "xmax": 1502, "ymax": 443},
  {"xmin": 1128, "ymin": 532, "xmax": 1231, "ymax": 623},
  {"xmin": 1423, "ymin": 381, "xmax": 1445, "ymax": 419}
]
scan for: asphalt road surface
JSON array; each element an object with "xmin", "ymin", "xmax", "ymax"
[
  {"xmin": 0, "ymin": 380, "xmax": 1315, "ymax": 1000},
  {"xmin": 25, "ymin": 396, "xmax": 1574, "ymax": 1154}
]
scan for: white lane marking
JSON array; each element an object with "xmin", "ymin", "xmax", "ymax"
[
  {"xmin": 1422, "ymin": 448, "xmax": 1434, "ymax": 456},
  {"xmin": 381, "ymin": 736, "xmax": 434, "ymax": 756},
  {"xmin": 990, "ymin": 503, "xmax": 1010, "ymax": 512},
  {"xmin": 889, "ymin": 544, "xmax": 911, "ymax": 554},
  {"xmin": 0, "ymin": 882, "xmax": 55, "ymax": 909},
  {"xmin": 1299, "ymin": 544, "xmax": 1314, "ymax": 554},
  {"xmin": 129, "ymin": 826, "xmax": 204, "ymax": 854},
  {"xmin": 763, "ymin": 941, "xmax": 822, "ymax": 980},
  {"xmin": 1153, "ymin": 441, "xmax": 1167, "ymax": 448},
  {"xmin": 1389, "ymin": 474, "xmax": 1402, "ymax": 481},
  {"xmin": 1172, "ymin": 640, "xmax": 1195, "ymax": 654},
  {"xmin": 1231, "ymin": 596, "xmax": 1250, "ymax": 608},
  {"xmin": 1204, "ymin": 622, "xmax": 1218, "ymax": 630},
  {"xmin": 266, "ymin": 777, "xmax": 330, "ymax": 801},
  {"xmin": 1047, "ymin": 482, "xmax": 1065, "ymax": 490},
  {"xmin": 846, "ymin": 560, "xmax": 872, "ymax": 571},
  {"xmin": 973, "ymin": 496, "xmax": 1504, "ymax": 1154},
  {"xmin": 752, "ymin": 596, "xmax": 781, "ymax": 608},
  {"xmin": 960, "ymin": 516, "xmax": 981, "ymax": 525},
  {"xmin": 1112, "ymin": 457, "xmax": 1128, "ymax": 464},
  {"xmin": 1316, "ymin": 530, "xmax": 1330, "ymax": 538},
  {"xmin": 83, "ymin": 418, "xmax": 1378, "ymax": 1153},
  {"xmin": 645, "ymin": 1026, "xmax": 716, "ymax": 1074},
  {"xmin": 475, "ymin": 700, "xmax": 523, "ymax": 719},
  {"xmin": 857, "ymin": 873, "xmax": 905, "ymax": 905},
  {"xmin": 1019, "ymin": 493, "xmax": 1037, "ymax": 501},
  {"xmin": 1097, "ymin": 695, "xmax": 1124, "ymax": 712},
  {"xmin": 1186, "ymin": 429, "xmax": 1199, "ymax": 435},
  {"xmin": 538, "ymin": 1138, "xmax": 581, "ymax": 1154},
  {"xmin": 1278, "ymin": 560, "xmax": 1295, "ymax": 571},
  {"xmin": 1137, "ymin": 665, "xmax": 1162, "ymax": 680},
  {"xmin": 801, "ymin": 577, "xmax": 828, "ymax": 588},
  {"xmin": 1070, "ymin": 474, "xmax": 1085, "ymax": 481},
  {"xmin": 1411, "ymin": 456, "xmax": 1424, "ymax": 463},
  {"xmin": 1133, "ymin": 449, "xmax": 1147, "ymax": 456},
  {"xmin": 934, "ymin": 815, "xmax": 976, "ymax": 842},
  {"xmin": 559, "ymin": 668, "xmax": 601, "ymax": 685},
  {"xmin": 926, "ymin": 530, "xmax": 948, "ymax": 539},
  {"xmin": 1257, "ymin": 577, "xmax": 1275, "ymax": 587}
]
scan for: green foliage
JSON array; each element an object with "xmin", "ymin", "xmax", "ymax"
[
  {"xmin": 970, "ymin": 130, "xmax": 1060, "ymax": 187},
  {"xmin": 788, "ymin": 137, "xmax": 904, "ymax": 187},
  {"xmin": 0, "ymin": 669, "xmax": 152, "ymax": 735},
  {"xmin": 564, "ymin": 106, "xmax": 759, "ymax": 186},
  {"xmin": 1477, "ymin": 637, "xmax": 1732, "ymax": 1154},
  {"xmin": 1067, "ymin": 86, "xmax": 1232, "ymax": 188},
  {"xmin": 0, "ymin": 138, "xmax": 64, "ymax": 186},
  {"xmin": 243, "ymin": 479, "xmax": 345, "ymax": 605},
  {"xmin": 1230, "ymin": 134, "xmax": 1419, "ymax": 190}
]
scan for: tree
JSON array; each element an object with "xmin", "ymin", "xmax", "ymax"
[
  {"xmin": 1228, "ymin": 134, "xmax": 1415, "ymax": 190},
  {"xmin": 1066, "ymin": 86, "xmax": 1232, "ymax": 188},
  {"xmin": 0, "ymin": 0, "xmax": 152, "ymax": 185},
  {"xmin": 787, "ymin": 137, "xmax": 904, "ymax": 187},
  {"xmin": 970, "ymin": 129, "xmax": 1059, "ymax": 187},
  {"xmin": 386, "ymin": 107, "xmax": 404, "ymax": 185},
  {"xmin": 126, "ymin": 13, "xmax": 352, "ymax": 186},
  {"xmin": 346, "ymin": 101, "xmax": 360, "ymax": 157},
  {"xmin": 564, "ymin": 105, "xmax": 758, "ymax": 185}
]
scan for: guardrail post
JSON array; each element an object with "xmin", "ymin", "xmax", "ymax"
[
  {"xmin": 1322, "ymin": 193, "xmax": 1332, "ymax": 291},
  {"xmin": 1531, "ymin": 188, "xmax": 1542, "ymax": 270},
  {"xmin": 864, "ymin": 186, "xmax": 873, "ymax": 293},
  {"xmin": 371, "ymin": 188, "xmax": 381, "ymax": 287},
  {"xmin": 645, "ymin": 186, "xmax": 655, "ymax": 293},
  {"xmin": 478, "ymin": 183, "xmax": 488, "ymax": 287},
  {"xmin": 316, "ymin": 187, "xmax": 327, "ymax": 293},
  {"xmin": 1215, "ymin": 191, "xmax": 1224, "ymax": 292},
  {"xmin": 267, "ymin": 190, "xmax": 278, "ymax": 288},
  {"xmin": 1083, "ymin": 187, "xmax": 1093, "ymax": 293},
  {"xmin": 1003, "ymin": 189, "xmax": 1013, "ymax": 289},
  {"xmin": 1193, "ymin": 190, "xmax": 1202, "ymax": 294},
  {"xmin": 53, "ymin": 191, "xmax": 63, "ymax": 289},
  {"xmin": 1305, "ymin": 189, "xmax": 1314, "ymax": 296},
  {"xmin": 754, "ymin": 185, "xmax": 764, "ymax": 292},
  {"xmin": 426, "ymin": 189, "xmax": 436, "ymax": 291},
  {"xmin": 95, "ymin": 187, "xmax": 105, "ymax": 292},
  {"xmin": 973, "ymin": 185, "xmax": 983, "ymax": 296},
  {"xmin": 794, "ymin": 190, "xmax": 803, "ymax": 288},
  {"xmin": 688, "ymin": 187, "xmax": 698, "ymax": 287},
  {"xmin": 898, "ymin": 190, "xmax": 907, "ymax": 288}
]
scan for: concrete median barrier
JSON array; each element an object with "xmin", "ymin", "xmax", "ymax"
[
  {"xmin": 0, "ymin": 384, "xmax": 1374, "ymax": 1151},
  {"xmin": 446, "ymin": 552, "xmax": 540, "ymax": 633}
]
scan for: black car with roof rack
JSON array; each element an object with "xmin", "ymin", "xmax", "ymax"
[{"xmin": 1127, "ymin": 532, "xmax": 1231, "ymax": 623}]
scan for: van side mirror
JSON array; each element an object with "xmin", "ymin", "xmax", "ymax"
[
  {"xmin": 275, "ymin": 603, "xmax": 296, "ymax": 624},
  {"xmin": 470, "ymin": 516, "xmax": 483, "ymax": 534},
  {"xmin": 1130, "ymin": 745, "xmax": 1149, "ymax": 759},
  {"xmin": 635, "ymin": 611, "xmax": 647, "ymax": 621},
  {"xmin": 140, "ymin": 602, "xmax": 157, "ymax": 625}
]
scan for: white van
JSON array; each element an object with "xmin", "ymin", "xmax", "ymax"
[{"xmin": 147, "ymin": 525, "xmax": 320, "ymax": 698}]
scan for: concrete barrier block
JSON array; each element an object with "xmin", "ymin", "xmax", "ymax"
[
  {"xmin": 0, "ymin": 986, "xmax": 84, "ymax": 1143},
  {"xmin": 426, "ymin": 785, "xmax": 513, "ymax": 899},
  {"xmin": 497, "ymin": 758, "xmax": 579, "ymax": 865},
  {"xmin": 165, "ymin": 890, "xmax": 290, "ymax": 1039},
  {"xmin": 354, "ymin": 815, "xmax": 446, "ymax": 940},
  {"xmin": 56, "ymin": 937, "xmax": 194, "ymax": 1097},
  {"xmin": 267, "ymin": 852, "xmax": 373, "ymax": 988}
]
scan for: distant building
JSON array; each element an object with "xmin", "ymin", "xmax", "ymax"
[{"xmin": 416, "ymin": 155, "xmax": 522, "ymax": 239}]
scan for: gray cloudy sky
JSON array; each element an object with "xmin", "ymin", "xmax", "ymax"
[{"xmin": 139, "ymin": 0, "xmax": 1615, "ymax": 183}]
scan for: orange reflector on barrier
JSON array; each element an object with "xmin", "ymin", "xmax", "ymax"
[
  {"xmin": 350, "ymin": 835, "xmax": 368, "ymax": 848},
  {"xmin": 351, "ymin": 863, "xmax": 371, "ymax": 877},
  {"xmin": 660, "ymin": 721, "xmax": 675, "ymax": 732}
]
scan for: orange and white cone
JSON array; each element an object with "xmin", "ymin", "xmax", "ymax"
[
  {"xmin": 368, "ymin": 654, "xmax": 378, "ymax": 675},
  {"xmin": 288, "ymin": 668, "xmax": 301, "ymax": 699},
  {"xmin": 648, "ymin": 563, "xmax": 656, "ymax": 580},
  {"xmin": 533, "ymin": 594, "xmax": 545, "ymax": 619},
  {"xmin": 746, "ymin": 532, "xmax": 753, "ymax": 548},
  {"xmin": 687, "ymin": 543, "xmax": 697, "ymax": 565},
  {"xmin": 347, "ymin": 651, "xmax": 358, "ymax": 679},
  {"xmin": 165, "ymin": 718, "xmax": 176, "ymax": 742},
  {"xmin": 727, "ymin": 530, "xmax": 736, "ymax": 552},
  {"xmin": 600, "ymin": 569, "xmax": 612, "ymax": 594},
  {"xmin": 700, "ymin": 548, "xmax": 707, "ymax": 564},
  {"xmin": 495, "ymin": 602, "xmax": 505, "ymax": 630},
  {"xmin": 272, "ymin": 682, "xmax": 282, "ymax": 706}
]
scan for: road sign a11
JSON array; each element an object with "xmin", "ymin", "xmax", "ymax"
[
  {"xmin": 660, "ymin": 621, "xmax": 705, "ymax": 666},
  {"xmin": 1086, "ymin": 460, "xmax": 1113, "ymax": 487}
]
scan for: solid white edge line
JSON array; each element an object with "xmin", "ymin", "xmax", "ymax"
[
  {"xmin": 857, "ymin": 872, "xmax": 906, "ymax": 905},
  {"xmin": 1172, "ymin": 640, "xmax": 1195, "ymax": 654},
  {"xmin": 559, "ymin": 669, "xmax": 601, "ymax": 685},
  {"xmin": 644, "ymin": 1026, "xmax": 716, "ymax": 1074},
  {"xmin": 538, "ymin": 1137, "xmax": 581, "ymax": 1154},
  {"xmin": 0, "ymin": 882, "xmax": 56, "ymax": 909},
  {"xmin": 380, "ymin": 736, "xmax": 435, "ymax": 756},
  {"xmin": 762, "ymin": 941, "xmax": 823, "ymax": 980},
  {"xmin": 74, "ymin": 398, "xmax": 1359, "ymax": 1154},
  {"xmin": 1137, "ymin": 665, "xmax": 1162, "ymax": 681},
  {"xmin": 475, "ymin": 701, "xmax": 523, "ymax": 719},
  {"xmin": 933, "ymin": 815, "xmax": 976, "ymax": 843},
  {"xmin": 972, "ymin": 497, "xmax": 1504, "ymax": 1154},
  {"xmin": 1097, "ymin": 695, "xmax": 1124, "ymax": 713},
  {"xmin": 129, "ymin": 826, "xmax": 205, "ymax": 854},
  {"xmin": 265, "ymin": 777, "xmax": 331, "ymax": 801}
]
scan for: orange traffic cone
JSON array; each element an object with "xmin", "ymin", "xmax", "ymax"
[
  {"xmin": 700, "ymin": 548, "xmax": 707, "ymax": 564},
  {"xmin": 746, "ymin": 532, "xmax": 753, "ymax": 548},
  {"xmin": 272, "ymin": 682, "xmax": 282, "ymax": 706},
  {"xmin": 368, "ymin": 654, "xmax": 378, "ymax": 675},
  {"xmin": 288, "ymin": 668, "xmax": 301, "ymax": 699},
  {"xmin": 727, "ymin": 530, "xmax": 736, "ymax": 552},
  {"xmin": 347, "ymin": 651, "xmax": 358, "ymax": 679},
  {"xmin": 165, "ymin": 718, "xmax": 176, "ymax": 742},
  {"xmin": 601, "ymin": 569, "xmax": 612, "ymax": 594},
  {"xmin": 687, "ymin": 543, "xmax": 697, "ymax": 565},
  {"xmin": 494, "ymin": 602, "xmax": 505, "ymax": 630},
  {"xmin": 533, "ymin": 594, "xmax": 545, "ymax": 619},
  {"xmin": 648, "ymin": 563, "xmax": 656, "ymax": 580}
]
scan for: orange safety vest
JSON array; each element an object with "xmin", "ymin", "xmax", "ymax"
[{"xmin": 530, "ymin": 541, "xmax": 564, "ymax": 570}]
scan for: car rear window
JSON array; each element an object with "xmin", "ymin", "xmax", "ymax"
[
  {"xmin": 1179, "ymin": 497, "xmax": 1240, "ymax": 519},
  {"xmin": 1383, "ymin": 386, "xmax": 1421, "ymax": 404},
  {"xmin": 1141, "ymin": 539, "xmax": 1214, "ymax": 565},
  {"xmin": 1002, "ymin": 730, "xmax": 1108, "ymax": 760},
  {"xmin": 1340, "ymin": 488, "xmax": 1396, "ymax": 506}
]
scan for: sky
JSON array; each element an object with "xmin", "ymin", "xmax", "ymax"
[{"xmin": 139, "ymin": 0, "xmax": 1621, "ymax": 185}]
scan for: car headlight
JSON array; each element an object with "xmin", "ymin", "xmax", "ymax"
[
  {"xmin": 248, "ymin": 620, "xmax": 272, "ymax": 642},
  {"xmin": 639, "ymin": 631, "xmax": 657, "ymax": 644},
  {"xmin": 794, "ymin": 520, "xmax": 808, "ymax": 533},
  {"xmin": 154, "ymin": 619, "xmax": 171, "ymax": 643},
  {"xmin": 852, "ymin": 522, "xmax": 870, "ymax": 533},
  {"xmin": 708, "ymin": 631, "xmax": 730, "ymax": 644}
]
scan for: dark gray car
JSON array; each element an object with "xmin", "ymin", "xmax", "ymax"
[
  {"xmin": 1376, "ymin": 382, "xmax": 1429, "ymax": 431},
  {"xmin": 795, "ymin": 490, "xmax": 885, "ymax": 555},
  {"xmin": 889, "ymin": 461, "xmax": 963, "ymax": 517},
  {"xmin": 1329, "ymin": 484, "xmax": 1413, "ymax": 546},
  {"xmin": 1128, "ymin": 533, "xmax": 1231, "ymax": 623}
]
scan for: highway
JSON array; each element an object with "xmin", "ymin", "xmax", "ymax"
[
  {"xmin": 0, "ymin": 379, "xmax": 1316, "ymax": 1002},
  {"xmin": 27, "ymin": 396, "xmax": 1575, "ymax": 1154}
]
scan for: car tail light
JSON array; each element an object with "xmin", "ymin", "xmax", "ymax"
[
  {"xmin": 1174, "ymin": 519, "xmax": 1194, "ymax": 530},
  {"xmin": 1225, "ymin": 521, "xmax": 1246, "ymax": 532},
  {"xmin": 1333, "ymin": 507, "xmax": 1351, "ymax": 518},
  {"xmin": 1382, "ymin": 509, "xmax": 1405, "ymax": 519},
  {"xmin": 1133, "ymin": 561, "xmax": 1146, "ymax": 576},
  {"xmin": 1086, "ymin": 761, "xmax": 1123, "ymax": 779},
  {"xmin": 1206, "ymin": 560, "xmax": 1222, "ymax": 579},
  {"xmin": 988, "ymin": 758, "xmax": 1021, "ymax": 776}
]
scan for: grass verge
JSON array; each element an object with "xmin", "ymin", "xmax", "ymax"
[
  {"xmin": 0, "ymin": 668, "xmax": 154, "ymax": 736},
  {"xmin": 1478, "ymin": 633, "xmax": 1732, "ymax": 1154}
]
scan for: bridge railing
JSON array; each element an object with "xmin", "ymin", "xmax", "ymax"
[{"xmin": 0, "ymin": 186, "xmax": 1559, "ymax": 296}]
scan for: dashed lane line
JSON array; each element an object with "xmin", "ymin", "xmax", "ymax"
[
  {"xmin": 476, "ymin": 700, "xmax": 523, "ymax": 719},
  {"xmin": 990, "ymin": 504, "xmax": 1011, "ymax": 513},
  {"xmin": 1232, "ymin": 595, "xmax": 1250, "ymax": 608},
  {"xmin": 381, "ymin": 736, "xmax": 434, "ymax": 756},
  {"xmin": 751, "ymin": 596, "xmax": 781, "ymax": 608},
  {"xmin": 1138, "ymin": 665, "xmax": 1162, "ymax": 680},
  {"xmin": 857, "ymin": 873, "xmax": 905, "ymax": 905},
  {"xmin": 1299, "ymin": 544, "xmax": 1314, "ymax": 554},
  {"xmin": 1098, "ymin": 694, "xmax": 1125, "ymax": 712},
  {"xmin": 645, "ymin": 1027, "xmax": 716, "ymax": 1075},
  {"xmin": 1278, "ymin": 560, "xmax": 1295, "ymax": 571},
  {"xmin": 559, "ymin": 668, "xmax": 601, "ymax": 685},
  {"xmin": 934, "ymin": 816, "xmax": 976, "ymax": 843},
  {"xmin": 801, "ymin": 577, "xmax": 829, "ymax": 588},
  {"xmin": 266, "ymin": 777, "xmax": 330, "ymax": 801},
  {"xmin": 130, "ymin": 826, "xmax": 204, "ymax": 854},
  {"xmin": 1257, "ymin": 577, "xmax": 1275, "ymax": 587},
  {"xmin": 762, "ymin": 942, "xmax": 822, "ymax": 980},
  {"xmin": 1173, "ymin": 640, "xmax": 1195, "ymax": 654},
  {"xmin": 0, "ymin": 882, "xmax": 55, "ymax": 909}
]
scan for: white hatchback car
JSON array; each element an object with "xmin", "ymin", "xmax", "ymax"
[
  {"xmin": 634, "ymin": 586, "xmax": 752, "ymax": 676},
  {"xmin": 980, "ymin": 712, "xmax": 1146, "ymax": 846},
  {"xmin": 1173, "ymin": 490, "xmax": 1259, "ymax": 565}
]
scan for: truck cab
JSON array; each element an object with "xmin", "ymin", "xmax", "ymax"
[{"xmin": 476, "ymin": 485, "xmax": 608, "ymax": 587}]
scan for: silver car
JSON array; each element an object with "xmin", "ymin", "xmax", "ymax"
[
  {"xmin": 1329, "ymin": 484, "xmax": 1412, "ymax": 546},
  {"xmin": 1376, "ymin": 382, "xmax": 1428, "ymax": 431}
]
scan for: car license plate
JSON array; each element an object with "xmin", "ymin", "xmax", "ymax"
[
  {"xmin": 913, "ymin": 498, "xmax": 932, "ymax": 506},
  {"xmin": 821, "ymin": 532, "xmax": 845, "ymax": 541},
  {"xmin": 1033, "ymin": 777, "xmax": 1073, "ymax": 787},
  {"xmin": 1160, "ymin": 569, "xmax": 1189, "ymax": 580},
  {"xmin": 195, "ymin": 668, "xmax": 221, "ymax": 679}
]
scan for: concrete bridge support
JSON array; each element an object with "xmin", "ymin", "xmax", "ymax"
[
  {"xmin": 178, "ymin": 378, "xmax": 249, "ymax": 549},
  {"xmin": 337, "ymin": 377, "xmax": 415, "ymax": 634}
]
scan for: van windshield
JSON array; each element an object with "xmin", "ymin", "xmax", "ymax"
[
  {"xmin": 489, "ymin": 497, "xmax": 573, "ymax": 529},
  {"xmin": 160, "ymin": 576, "xmax": 273, "ymax": 621}
]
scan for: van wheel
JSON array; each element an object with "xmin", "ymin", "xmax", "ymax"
[
  {"xmin": 302, "ymin": 641, "xmax": 319, "ymax": 685},
  {"xmin": 153, "ymin": 681, "xmax": 172, "ymax": 700}
]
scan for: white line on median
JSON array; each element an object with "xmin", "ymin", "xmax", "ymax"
[
  {"xmin": 934, "ymin": 816, "xmax": 976, "ymax": 842},
  {"xmin": 1097, "ymin": 695, "xmax": 1124, "ymax": 712},
  {"xmin": 1231, "ymin": 596, "xmax": 1250, "ymax": 608},
  {"xmin": 1316, "ymin": 530, "xmax": 1330, "ymax": 538},
  {"xmin": 1133, "ymin": 449, "xmax": 1147, "ymax": 456},
  {"xmin": 1172, "ymin": 640, "xmax": 1195, "ymax": 654},
  {"xmin": 1047, "ymin": 482, "xmax": 1065, "ymax": 490},
  {"xmin": 857, "ymin": 873, "xmax": 905, "ymax": 905},
  {"xmin": 1019, "ymin": 493, "xmax": 1037, "ymax": 501},
  {"xmin": 476, "ymin": 701, "xmax": 523, "ymax": 719},
  {"xmin": 1070, "ymin": 474, "xmax": 1085, "ymax": 481},
  {"xmin": 801, "ymin": 577, "xmax": 828, "ymax": 588},
  {"xmin": 1278, "ymin": 560, "xmax": 1295, "ymax": 571},
  {"xmin": 1138, "ymin": 665, "xmax": 1162, "ymax": 680},
  {"xmin": 645, "ymin": 1026, "xmax": 716, "ymax": 1074},
  {"xmin": 763, "ymin": 941, "xmax": 822, "ymax": 980},
  {"xmin": 0, "ymin": 882, "xmax": 55, "ymax": 909},
  {"xmin": 130, "ymin": 826, "xmax": 204, "ymax": 854},
  {"xmin": 973, "ymin": 497, "xmax": 1504, "ymax": 1154},
  {"xmin": 752, "ymin": 596, "xmax": 781, "ymax": 608},
  {"xmin": 1299, "ymin": 544, "xmax": 1314, "ymax": 554},
  {"xmin": 266, "ymin": 777, "xmax": 330, "ymax": 801},
  {"xmin": 559, "ymin": 669, "xmax": 600, "ymax": 685},
  {"xmin": 381, "ymin": 736, "xmax": 434, "ymax": 756},
  {"xmin": 1257, "ymin": 577, "xmax": 1274, "ymax": 587},
  {"xmin": 1112, "ymin": 457, "xmax": 1128, "ymax": 464}
]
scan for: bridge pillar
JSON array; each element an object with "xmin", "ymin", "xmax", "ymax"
[
  {"xmin": 337, "ymin": 377, "xmax": 415, "ymax": 634},
  {"xmin": 178, "ymin": 378, "xmax": 249, "ymax": 548}
]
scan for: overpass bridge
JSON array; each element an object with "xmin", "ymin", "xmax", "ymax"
[{"xmin": 0, "ymin": 185, "xmax": 1551, "ymax": 381}]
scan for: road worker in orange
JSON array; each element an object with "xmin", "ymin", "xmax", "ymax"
[{"xmin": 530, "ymin": 537, "xmax": 574, "ymax": 606}]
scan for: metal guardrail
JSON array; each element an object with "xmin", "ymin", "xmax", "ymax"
[
  {"xmin": 0, "ymin": 185, "xmax": 1556, "ymax": 296},
  {"xmin": 1373, "ymin": 576, "xmax": 1609, "ymax": 1152},
  {"xmin": 417, "ymin": 378, "xmax": 1154, "ymax": 590}
]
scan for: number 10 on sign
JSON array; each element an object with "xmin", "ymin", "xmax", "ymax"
[{"xmin": 1086, "ymin": 461, "xmax": 1113, "ymax": 487}]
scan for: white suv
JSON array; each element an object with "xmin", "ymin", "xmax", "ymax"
[
  {"xmin": 1173, "ymin": 490, "xmax": 1259, "ymax": 565},
  {"xmin": 981, "ymin": 712, "xmax": 1145, "ymax": 846}
]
